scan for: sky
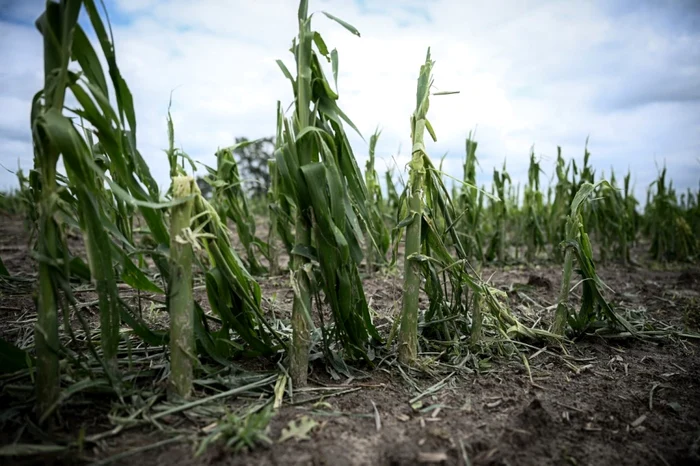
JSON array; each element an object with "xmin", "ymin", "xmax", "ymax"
[{"xmin": 1, "ymin": 0, "xmax": 699, "ymax": 202}]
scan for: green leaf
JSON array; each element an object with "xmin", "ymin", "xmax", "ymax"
[
  {"xmin": 321, "ymin": 12, "xmax": 360, "ymax": 37},
  {"xmin": 0, "ymin": 337, "xmax": 31, "ymax": 374},
  {"xmin": 276, "ymin": 59, "xmax": 296, "ymax": 93},
  {"xmin": 120, "ymin": 251, "xmax": 164, "ymax": 294},
  {"xmin": 570, "ymin": 180, "xmax": 611, "ymax": 217},
  {"xmin": 313, "ymin": 32, "xmax": 329, "ymax": 59},
  {"xmin": 425, "ymin": 119, "xmax": 437, "ymax": 142},
  {"xmin": 68, "ymin": 256, "xmax": 91, "ymax": 281},
  {"xmin": 298, "ymin": 0, "xmax": 309, "ymax": 22},
  {"xmin": 291, "ymin": 244, "xmax": 318, "ymax": 262},
  {"xmin": 119, "ymin": 300, "xmax": 168, "ymax": 346},
  {"xmin": 331, "ymin": 49, "xmax": 339, "ymax": 90},
  {"xmin": 72, "ymin": 25, "xmax": 109, "ymax": 98}
]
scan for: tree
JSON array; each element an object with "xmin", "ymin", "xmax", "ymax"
[
  {"xmin": 233, "ymin": 137, "xmax": 274, "ymax": 199},
  {"xmin": 196, "ymin": 176, "xmax": 213, "ymax": 199}
]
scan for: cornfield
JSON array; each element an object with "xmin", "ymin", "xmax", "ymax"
[{"xmin": 0, "ymin": 1, "xmax": 698, "ymax": 464}]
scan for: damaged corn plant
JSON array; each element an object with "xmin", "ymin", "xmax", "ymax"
[
  {"xmin": 394, "ymin": 50, "xmax": 554, "ymax": 367},
  {"xmin": 274, "ymin": 0, "xmax": 382, "ymax": 386},
  {"xmin": 552, "ymin": 181, "xmax": 636, "ymax": 336},
  {"xmin": 363, "ymin": 128, "xmax": 391, "ymax": 272}
]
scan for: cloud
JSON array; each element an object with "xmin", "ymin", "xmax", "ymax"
[
  {"xmin": 0, "ymin": 0, "xmax": 698, "ymax": 204},
  {"xmin": 0, "ymin": 0, "xmax": 42, "ymax": 23}
]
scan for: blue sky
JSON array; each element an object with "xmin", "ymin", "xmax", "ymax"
[{"xmin": 1, "ymin": 0, "xmax": 699, "ymax": 202}]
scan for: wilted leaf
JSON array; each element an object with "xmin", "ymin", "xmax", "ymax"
[{"xmin": 278, "ymin": 416, "xmax": 318, "ymax": 442}]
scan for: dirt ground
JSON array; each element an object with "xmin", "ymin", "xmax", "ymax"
[{"xmin": 1, "ymin": 213, "xmax": 699, "ymax": 466}]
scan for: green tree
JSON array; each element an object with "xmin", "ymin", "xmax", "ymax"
[{"xmin": 232, "ymin": 136, "xmax": 274, "ymax": 199}]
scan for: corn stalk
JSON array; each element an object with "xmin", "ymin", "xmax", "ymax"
[
  {"xmin": 645, "ymin": 167, "xmax": 698, "ymax": 261},
  {"xmin": 523, "ymin": 148, "xmax": 545, "ymax": 262},
  {"xmin": 364, "ymin": 128, "xmax": 390, "ymax": 272},
  {"xmin": 457, "ymin": 134, "xmax": 484, "ymax": 261},
  {"xmin": 397, "ymin": 50, "xmax": 435, "ymax": 365},
  {"xmin": 552, "ymin": 181, "xmax": 635, "ymax": 335},
  {"xmin": 486, "ymin": 162, "xmax": 510, "ymax": 263},
  {"xmin": 276, "ymin": 0, "xmax": 381, "ymax": 385},
  {"xmin": 212, "ymin": 145, "xmax": 268, "ymax": 276},
  {"xmin": 168, "ymin": 176, "xmax": 195, "ymax": 399},
  {"xmin": 32, "ymin": 0, "xmax": 83, "ymax": 419},
  {"xmin": 267, "ymin": 101, "xmax": 295, "ymax": 275}
]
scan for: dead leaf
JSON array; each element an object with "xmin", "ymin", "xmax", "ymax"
[
  {"xmin": 418, "ymin": 451, "xmax": 448, "ymax": 463},
  {"xmin": 278, "ymin": 416, "xmax": 318, "ymax": 443}
]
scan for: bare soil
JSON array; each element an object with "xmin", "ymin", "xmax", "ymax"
[{"xmin": 1, "ymin": 213, "xmax": 700, "ymax": 466}]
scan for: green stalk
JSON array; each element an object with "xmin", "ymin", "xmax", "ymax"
[
  {"xmin": 168, "ymin": 176, "xmax": 195, "ymax": 399},
  {"xmin": 399, "ymin": 170, "xmax": 423, "ymax": 364},
  {"xmin": 470, "ymin": 291, "xmax": 482, "ymax": 345},
  {"xmin": 553, "ymin": 191, "xmax": 579, "ymax": 335},
  {"xmin": 35, "ymin": 170, "xmax": 60, "ymax": 419},
  {"xmin": 552, "ymin": 181, "xmax": 606, "ymax": 335},
  {"xmin": 364, "ymin": 128, "xmax": 389, "ymax": 272},
  {"xmin": 267, "ymin": 159, "xmax": 281, "ymax": 276},
  {"xmin": 289, "ymin": 0, "xmax": 313, "ymax": 387},
  {"xmin": 365, "ymin": 133, "xmax": 377, "ymax": 273},
  {"xmin": 398, "ymin": 50, "xmax": 434, "ymax": 365},
  {"xmin": 33, "ymin": 0, "xmax": 82, "ymax": 420},
  {"xmin": 552, "ymin": 245, "xmax": 574, "ymax": 335},
  {"xmin": 290, "ymin": 214, "xmax": 312, "ymax": 387}
]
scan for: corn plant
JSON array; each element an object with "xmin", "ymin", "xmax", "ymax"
[
  {"xmin": 364, "ymin": 128, "xmax": 390, "ymax": 272},
  {"xmin": 166, "ymin": 121, "xmax": 282, "ymax": 368},
  {"xmin": 31, "ymin": 0, "xmax": 82, "ymax": 418},
  {"xmin": 455, "ymin": 134, "xmax": 485, "ymax": 262},
  {"xmin": 267, "ymin": 102, "xmax": 295, "ymax": 275},
  {"xmin": 609, "ymin": 170, "xmax": 640, "ymax": 265},
  {"xmin": 276, "ymin": 0, "xmax": 381, "ymax": 385},
  {"xmin": 523, "ymin": 149, "xmax": 545, "ymax": 262},
  {"xmin": 645, "ymin": 167, "xmax": 698, "ymax": 261},
  {"xmin": 552, "ymin": 181, "xmax": 634, "ymax": 335},
  {"xmin": 68, "ymin": 0, "xmax": 188, "ymax": 370},
  {"xmin": 392, "ymin": 52, "xmax": 553, "ymax": 363},
  {"xmin": 384, "ymin": 168, "xmax": 401, "ymax": 222},
  {"xmin": 190, "ymin": 185, "xmax": 283, "ymax": 359},
  {"xmin": 0, "ymin": 188, "xmax": 25, "ymax": 216},
  {"xmin": 397, "ymin": 49, "xmax": 437, "ymax": 364},
  {"xmin": 31, "ymin": 0, "xmax": 154, "ymax": 415},
  {"xmin": 622, "ymin": 171, "xmax": 641, "ymax": 260},
  {"xmin": 266, "ymin": 158, "xmax": 292, "ymax": 276},
  {"xmin": 395, "ymin": 49, "xmax": 478, "ymax": 363},
  {"xmin": 683, "ymin": 182, "xmax": 700, "ymax": 240},
  {"xmin": 210, "ymin": 145, "xmax": 268, "ymax": 275},
  {"xmin": 547, "ymin": 147, "xmax": 572, "ymax": 260},
  {"xmin": 591, "ymin": 170, "xmax": 639, "ymax": 264},
  {"xmin": 29, "ymin": 0, "xmax": 220, "ymax": 418},
  {"xmin": 485, "ymin": 162, "xmax": 510, "ymax": 263}
]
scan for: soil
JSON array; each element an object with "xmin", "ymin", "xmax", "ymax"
[{"xmin": 1, "ymin": 213, "xmax": 700, "ymax": 466}]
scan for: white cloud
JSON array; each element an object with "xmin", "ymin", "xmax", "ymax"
[{"xmin": 0, "ymin": 0, "xmax": 698, "ymax": 202}]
